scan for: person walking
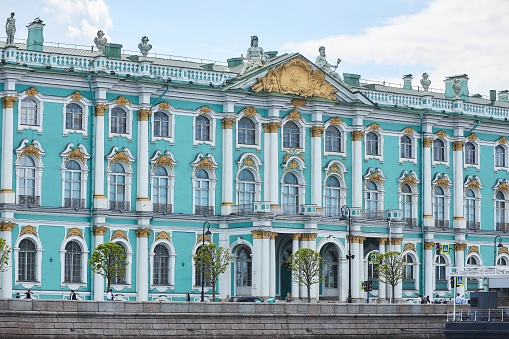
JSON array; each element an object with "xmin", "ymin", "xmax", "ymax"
[
  {"xmin": 69, "ymin": 290, "xmax": 78, "ymax": 300},
  {"xmin": 24, "ymin": 290, "xmax": 33, "ymax": 299},
  {"xmin": 106, "ymin": 289, "xmax": 114, "ymax": 301},
  {"xmin": 185, "ymin": 293, "xmax": 190, "ymax": 302}
]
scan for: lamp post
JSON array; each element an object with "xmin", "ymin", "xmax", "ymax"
[
  {"xmin": 341, "ymin": 205, "xmax": 355, "ymax": 303},
  {"xmin": 494, "ymin": 235, "xmax": 504, "ymax": 266},
  {"xmin": 201, "ymin": 221, "xmax": 212, "ymax": 302}
]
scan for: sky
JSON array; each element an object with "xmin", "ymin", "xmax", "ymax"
[{"xmin": 1, "ymin": 0, "xmax": 508, "ymax": 96}]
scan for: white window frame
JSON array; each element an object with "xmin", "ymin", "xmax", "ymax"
[
  {"xmin": 281, "ymin": 171, "xmax": 306, "ymax": 214},
  {"xmin": 464, "ymin": 141, "xmax": 480, "ymax": 170},
  {"xmin": 105, "ymin": 147, "xmax": 135, "ymax": 211},
  {"xmin": 191, "ymin": 154, "xmax": 218, "ymax": 215},
  {"xmin": 15, "ymin": 139, "xmax": 46, "ymax": 206},
  {"xmin": 463, "ymin": 176, "xmax": 483, "ymax": 231},
  {"xmin": 236, "ymin": 115, "xmax": 261, "ymax": 150},
  {"xmin": 432, "ymin": 138, "xmax": 450, "ymax": 166},
  {"xmin": 110, "ymin": 237, "xmax": 133, "ymax": 288},
  {"xmin": 150, "ymin": 150, "xmax": 178, "ymax": 213},
  {"xmin": 399, "ymin": 133, "xmax": 417, "ymax": 164},
  {"xmin": 401, "ymin": 250, "xmax": 420, "ymax": 292},
  {"xmin": 14, "ymin": 233, "xmax": 43, "ymax": 287},
  {"xmin": 150, "ymin": 238, "xmax": 176, "ymax": 290},
  {"xmin": 191, "ymin": 237, "xmax": 212, "ymax": 291},
  {"xmin": 62, "ymin": 95, "xmax": 90, "ymax": 137},
  {"xmin": 495, "ymin": 144, "xmax": 508, "ymax": 171},
  {"xmin": 193, "ymin": 112, "xmax": 216, "ymax": 148},
  {"xmin": 60, "ymin": 143, "xmax": 90, "ymax": 209},
  {"xmin": 17, "ymin": 93, "xmax": 44, "ymax": 133},
  {"xmin": 364, "ymin": 131, "xmax": 384, "ymax": 162},
  {"xmin": 362, "ymin": 168, "xmax": 386, "ymax": 214},
  {"xmin": 151, "ymin": 109, "xmax": 175, "ymax": 144},
  {"xmin": 281, "ymin": 120, "xmax": 306, "ymax": 151},
  {"xmin": 108, "ymin": 105, "xmax": 133, "ymax": 141},
  {"xmin": 60, "ymin": 235, "xmax": 89, "ymax": 288}
]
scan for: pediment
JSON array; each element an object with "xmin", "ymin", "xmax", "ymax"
[{"xmin": 226, "ymin": 54, "xmax": 372, "ymax": 105}]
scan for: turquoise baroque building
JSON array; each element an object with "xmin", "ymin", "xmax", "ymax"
[{"xmin": 1, "ymin": 19, "xmax": 509, "ymax": 302}]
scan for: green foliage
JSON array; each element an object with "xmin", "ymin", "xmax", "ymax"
[
  {"xmin": 375, "ymin": 251, "xmax": 406, "ymax": 303},
  {"xmin": 287, "ymin": 248, "xmax": 323, "ymax": 303},
  {"xmin": 0, "ymin": 238, "xmax": 11, "ymax": 272},
  {"xmin": 89, "ymin": 242, "xmax": 128, "ymax": 292},
  {"xmin": 193, "ymin": 243, "xmax": 230, "ymax": 301}
]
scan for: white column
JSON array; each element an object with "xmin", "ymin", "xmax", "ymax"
[
  {"xmin": 351, "ymin": 237, "xmax": 361, "ymax": 300},
  {"xmin": 136, "ymin": 228, "xmax": 150, "ymax": 301},
  {"xmin": 93, "ymin": 105, "xmax": 108, "ymax": 209},
  {"xmin": 351, "ymin": 131, "xmax": 364, "ymax": 209},
  {"xmin": 251, "ymin": 231, "xmax": 263, "ymax": 297},
  {"xmin": 452, "ymin": 141, "xmax": 465, "ymax": 229},
  {"xmin": 218, "ymin": 231, "xmax": 231, "ymax": 300},
  {"xmin": 92, "ymin": 226, "xmax": 106, "ymax": 300},
  {"xmin": 263, "ymin": 124, "xmax": 271, "ymax": 202},
  {"xmin": 311, "ymin": 127, "xmax": 324, "ymax": 207},
  {"xmin": 424, "ymin": 241, "xmax": 434, "ymax": 300},
  {"xmin": 136, "ymin": 109, "xmax": 151, "ymax": 212},
  {"xmin": 221, "ymin": 118, "xmax": 235, "ymax": 215},
  {"xmin": 269, "ymin": 233, "xmax": 276, "ymax": 297},
  {"xmin": 308, "ymin": 234, "xmax": 318, "ymax": 301},
  {"xmin": 0, "ymin": 222, "xmax": 14, "ymax": 297},
  {"xmin": 378, "ymin": 238, "xmax": 386, "ymax": 301},
  {"xmin": 454, "ymin": 243, "xmax": 466, "ymax": 296},
  {"xmin": 0, "ymin": 97, "xmax": 17, "ymax": 204},
  {"xmin": 261, "ymin": 232, "xmax": 270, "ymax": 298},
  {"xmin": 423, "ymin": 137, "xmax": 434, "ymax": 227},
  {"xmin": 269, "ymin": 123, "xmax": 281, "ymax": 208},
  {"xmin": 291, "ymin": 234, "xmax": 300, "ymax": 299},
  {"xmin": 393, "ymin": 239, "xmax": 403, "ymax": 301}
]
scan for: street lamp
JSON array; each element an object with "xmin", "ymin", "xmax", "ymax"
[
  {"xmin": 494, "ymin": 235, "xmax": 504, "ymax": 266},
  {"xmin": 201, "ymin": 221, "xmax": 212, "ymax": 302},
  {"xmin": 340, "ymin": 205, "xmax": 355, "ymax": 303}
]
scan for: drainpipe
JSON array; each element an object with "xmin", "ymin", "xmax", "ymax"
[
  {"xmin": 87, "ymin": 74, "xmax": 96, "ymax": 299},
  {"xmin": 467, "ymin": 120, "xmax": 480, "ymax": 134},
  {"xmin": 150, "ymin": 86, "xmax": 170, "ymax": 110}
]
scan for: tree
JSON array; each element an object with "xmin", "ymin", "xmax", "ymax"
[
  {"xmin": 193, "ymin": 243, "xmax": 230, "ymax": 301},
  {"xmin": 375, "ymin": 251, "xmax": 406, "ymax": 303},
  {"xmin": 0, "ymin": 238, "xmax": 11, "ymax": 272},
  {"xmin": 286, "ymin": 248, "xmax": 323, "ymax": 303},
  {"xmin": 89, "ymin": 242, "xmax": 128, "ymax": 292}
]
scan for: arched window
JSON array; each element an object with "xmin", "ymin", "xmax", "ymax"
[
  {"xmin": 366, "ymin": 132, "xmax": 379, "ymax": 155},
  {"xmin": 464, "ymin": 189, "xmax": 476, "ymax": 230},
  {"xmin": 238, "ymin": 117, "xmax": 255, "ymax": 145},
  {"xmin": 65, "ymin": 103, "xmax": 83, "ymax": 130},
  {"xmin": 21, "ymin": 97, "xmax": 38, "ymax": 126},
  {"xmin": 237, "ymin": 169, "xmax": 255, "ymax": 213},
  {"xmin": 400, "ymin": 135, "xmax": 412, "ymax": 159},
  {"xmin": 236, "ymin": 246, "xmax": 252, "ymax": 288},
  {"xmin": 435, "ymin": 255, "xmax": 446, "ymax": 281},
  {"xmin": 64, "ymin": 241, "xmax": 82, "ymax": 283},
  {"xmin": 497, "ymin": 257, "xmax": 508, "ymax": 266},
  {"xmin": 152, "ymin": 165, "xmax": 170, "ymax": 212},
  {"xmin": 325, "ymin": 176, "xmax": 341, "ymax": 217},
  {"xmin": 64, "ymin": 160, "xmax": 82, "ymax": 208},
  {"xmin": 365, "ymin": 181, "xmax": 378, "ymax": 217},
  {"xmin": 111, "ymin": 107, "xmax": 127, "ymax": 134},
  {"xmin": 19, "ymin": 156, "xmax": 36, "ymax": 200},
  {"xmin": 323, "ymin": 246, "xmax": 338, "ymax": 288},
  {"xmin": 18, "ymin": 239, "xmax": 37, "ymax": 282},
  {"xmin": 400, "ymin": 184, "xmax": 412, "ymax": 222},
  {"xmin": 283, "ymin": 122, "xmax": 300, "ymax": 148},
  {"xmin": 194, "ymin": 169, "xmax": 211, "ymax": 215},
  {"xmin": 153, "ymin": 244, "xmax": 171, "ymax": 285},
  {"xmin": 433, "ymin": 139, "xmax": 445, "ymax": 162},
  {"xmin": 496, "ymin": 145, "xmax": 507, "ymax": 167},
  {"xmin": 465, "ymin": 142, "xmax": 476, "ymax": 165},
  {"xmin": 112, "ymin": 242, "xmax": 127, "ymax": 285},
  {"xmin": 282, "ymin": 173, "xmax": 299, "ymax": 214},
  {"xmin": 496, "ymin": 191, "xmax": 507, "ymax": 231},
  {"xmin": 195, "ymin": 245, "xmax": 211, "ymax": 287},
  {"xmin": 325, "ymin": 126, "xmax": 342, "ymax": 152},
  {"xmin": 434, "ymin": 187, "xmax": 446, "ymax": 227},
  {"xmin": 195, "ymin": 115, "xmax": 211, "ymax": 141},
  {"xmin": 154, "ymin": 111, "xmax": 170, "ymax": 137},
  {"xmin": 405, "ymin": 254, "xmax": 414, "ymax": 280},
  {"xmin": 109, "ymin": 162, "xmax": 128, "ymax": 210}
]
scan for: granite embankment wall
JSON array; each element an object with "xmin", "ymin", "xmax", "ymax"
[{"xmin": 0, "ymin": 299, "xmax": 453, "ymax": 338}]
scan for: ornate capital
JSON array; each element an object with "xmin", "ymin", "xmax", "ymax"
[
  {"xmin": 311, "ymin": 126, "xmax": 325, "ymax": 137},
  {"xmin": 138, "ymin": 109, "xmax": 152, "ymax": 121},
  {"xmin": 423, "ymin": 137, "xmax": 434, "ymax": 148},
  {"xmin": 263, "ymin": 122, "xmax": 282, "ymax": 133},
  {"xmin": 379, "ymin": 237, "xmax": 388, "ymax": 245},
  {"xmin": 136, "ymin": 228, "xmax": 151, "ymax": 238},
  {"xmin": 2, "ymin": 96, "xmax": 17, "ymax": 108},
  {"xmin": 252, "ymin": 230, "xmax": 264, "ymax": 239},
  {"xmin": 93, "ymin": 226, "xmax": 108, "ymax": 236},
  {"xmin": 454, "ymin": 243, "xmax": 467, "ymax": 251},
  {"xmin": 351, "ymin": 130, "xmax": 365, "ymax": 141},
  {"xmin": 222, "ymin": 117, "xmax": 236, "ymax": 129},
  {"xmin": 292, "ymin": 233, "xmax": 301, "ymax": 240},
  {"xmin": 424, "ymin": 241, "xmax": 435, "ymax": 250},
  {"xmin": 452, "ymin": 141, "xmax": 465, "ymax": 151},
  {"xmin": 0, "ymin": 221, "xmax": 15, "ymax": 231},
  {"xmin": 95, "ymin": 104, "xmax": 108, "ymax": 116}
]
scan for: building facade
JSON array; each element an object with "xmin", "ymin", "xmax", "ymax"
[{"xmin": 1, "ymin": 19, "xmax": 509, "ymax": 302}]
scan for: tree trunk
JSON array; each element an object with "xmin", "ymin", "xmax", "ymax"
[
  {"xmin": 307, "ymin": 285, "xmax": 311, "ymax": 303},
  {"xmin": 212, "ymin": 278, "xmax": 216, "ymax": 301},
  {"xmin": 391, "ymin": 283, "xmax": 395, "ymax": 304}
]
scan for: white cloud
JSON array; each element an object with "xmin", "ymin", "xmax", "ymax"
[{"xmin": 281, "ymin": 0, "xmax": 509, "ymax": 94}]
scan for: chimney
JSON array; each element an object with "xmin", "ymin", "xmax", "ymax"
[
  {"xmin": 227, "ymin": 57, "xmax": 243, "ymax": 68},
  {"xmin": 403, "ymin": 74, "xmax": 413, "ymax": 90},
  {"xmin": 499, "ymin": 90, "xmax": 509, "ymax": 103},
  {"xmin": 26, "ymin": 18, "xmax": 45, "ymax": 52},
  {"xmin": 444, "ymin": 74, "xmax": 469, "ymax": 101},
  {"xmin": 343, "ymin": 73, "xmax": 360, "ymax": 87},
  {"xmin": 490, "ymin": 90, "xmax": 497, "ymax": 105}
]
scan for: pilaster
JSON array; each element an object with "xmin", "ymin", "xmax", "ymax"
[
  {"xmin": 92, "ymin": 225, "xmax": 107, "ymax": 300},
  {"xmin": 311, "ymin": 126, "xmax": 324, "ymax": 208},
  {"xmin": 0, "ymin": 96, "xmax": 17, "ymax": 203},
  {"xmin": 351, "ymin": 130, "xmax": 365, "ymax": 209},
  {"xmin": 0, "ymin": 221, "xmax": 14, "ymax": 297},
  {"xmin": 136, "ymin": 228, "xmax": 151, "ymax": 301},
  {"xmin": 221, "ymin": 118, "xmax": 236, "ymax": 215},
  {"xmin": 452, "ymin": 141, "xmax": 465, "ymax": 228},
  {"xmin": 93, "ymin": 104, "xmax": 108, "ymax": 209},
  {"xmin": 136, "ymin": 109, "xmax": 152, "ymax": 212}
]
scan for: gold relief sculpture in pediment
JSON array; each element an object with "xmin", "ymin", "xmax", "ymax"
[
  {"xmin": 113, "ymin": 96, "xmax": 132, "ymax": 106},
  {"xmin": 70, "ymin": 91, "xmax": 84, "ymax": 102},
  {"xmin": 251, "ymin": 57, "xmax": 338, "ymax": 101}
]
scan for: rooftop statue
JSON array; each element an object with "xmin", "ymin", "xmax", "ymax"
[
  {"xmin": 240, "ymin": 36, "xmax": 268, "ymax": 75},
  {"xmin": 420, "ymin": 72, "xmax": 431, "ymax": 91},
  {"xmin": 94, "ymin": 30, "xmax": 107, "ymax": 53},
  {"xmin": 138, "ymin": 36, "xmax": 152, "ymax": 57},
  {"xmin": 5, "ymin": 12, "xmax": 15, "ymax": 45},
  {"xmin": 452, "ymin": 78, "xmax": 462, "ymax": 98},
  {"xmin": 315, "ymin": 46, "xmax": 342, "ymax": 81}
]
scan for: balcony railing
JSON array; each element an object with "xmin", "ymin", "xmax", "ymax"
[
  {"xmin": 153, "ymin": 203, "xmax": 172, "ymax": 214},
  {"xmin": 194, "ymin": 205, "xmax": 214, "ymax": 216},
  {"xmin": 109, "ymin": 200, "xmax": 130, "ymax": 211},
  {"xmin": 231, "ymin": 204, "xmax": 254, "ymax": 215},
  {"xmin": 18, "ymin": 195, "xmax": 40, "ymax": 206},
  {"xmin": 64, "ymin": 198, "xmax": 85, "ymax": 209},
  {"xmin": 435, "ymin": 219, "xmax": 450, "ymax": 228},
  {"xmin": 280, "ymin": 204, "xmax": 300, "ymax": 215},
  {"xmin": 364, "ymin": 210, "xmax": 386, "ymax": 221},
  {"xmin": 405, "ymin": 218, "xmax": 417, "ymax": 227},
  {"xmin": 467, "ymin": 221, "xmax": 480, "ymax": 230},
  {"xmin": 496, "ymin": 222, "xmax": 508, "ymax": 231},
  {"xmin": 323, "ymin": 207, "xmax": 341, "ymax": 218}
]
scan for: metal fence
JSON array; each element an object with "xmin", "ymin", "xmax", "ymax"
[{"xmin": 447, "ymin": 308, "xmax": 509, "ymax": 322}]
